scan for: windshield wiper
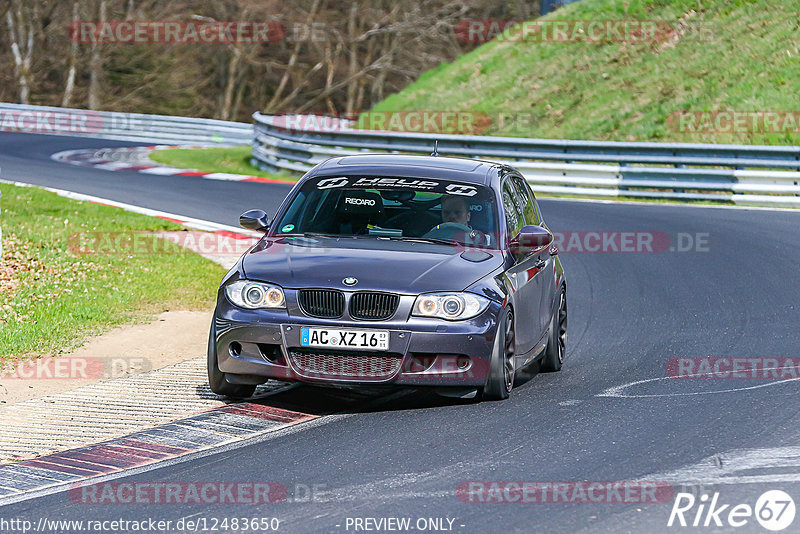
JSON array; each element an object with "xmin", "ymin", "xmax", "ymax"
[
  {"xmin": 294, "ymin": 232, "xmax": 382, "ymax": 241},
  {"xmin": 300, "ymin": 232, "xmax": 341, "ymax": 237},
  {"xmin": 282, "ymin": 232, "xmax": 351, "ymax": 238},
  {"xmin": 385, "ymin": 236, "xmax": 460, "ymax": 246},
  {"xmin": 285, "ymin": 233, "xmax": 459, "ymax": 246}
]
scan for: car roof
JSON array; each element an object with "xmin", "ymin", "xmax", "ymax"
[{"xmin": 307, "ymin": 154, "xmax": 507, "ymax": 187}]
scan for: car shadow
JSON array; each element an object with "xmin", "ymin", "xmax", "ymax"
[
  {"xmin": 195, "ymin": 359, "xmax": 545, "ymax": 417},
  {"xmin": 513, "ymin": 359, "xmax": 543, "ymax": 388}
]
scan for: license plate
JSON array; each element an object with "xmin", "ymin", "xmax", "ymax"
[{"xmin": 300, "ymin": 327, "xmax": 389, "ymax": 351}]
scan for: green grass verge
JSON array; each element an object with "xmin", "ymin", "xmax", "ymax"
[
  {"xmin": 0, "ymin": 183, "xmax": 225, "ymax": 362},
  {"xmin": 373, "ymin": 0, "xmax": 800, "ymax": 145},
  {"xmin": 149, "ymin": 145, "xmax": 298, "ymax": 182}
]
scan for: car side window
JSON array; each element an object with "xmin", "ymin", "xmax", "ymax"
[
  {"xmin": 502, "ymin": 179, "xmax": 525, "ymax": 238},
  {"xmin": 511, "ymin": 176, "xmax": 541, "ymax": 226},
  {"xmin": 526, "ymin": 181, "xmax": 545, "ymax": 225}
]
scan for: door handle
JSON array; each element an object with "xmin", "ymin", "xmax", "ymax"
[{"xmin": 534, "ymin": 258, "xmax": 546, "ymax": 269}]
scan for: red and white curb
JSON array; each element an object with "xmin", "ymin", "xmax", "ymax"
[
  {"xmin": 0, "ymin": 388, "xmax": 319, "ymax": 505},
  {"xmin": 0, "ymin": 359, "xmax": 290, "ymax": 465},
  {"xmin": 0, "ymin": 180, "xmax": 334, "ymax": 504},
  {"xmin": 51, "ymin": 145, "xmax": 297, "ymax": 185}
]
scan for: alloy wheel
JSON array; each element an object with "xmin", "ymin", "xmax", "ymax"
[
  {"xmin": 557, "ymin": 291, "xmax": 567, "ymax": 364},
  {"xmin": 503, "ymin": 311, "xmax": 515, "ymax": 392}
]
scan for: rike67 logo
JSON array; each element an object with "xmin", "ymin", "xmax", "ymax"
[{"xmin": 668, "ymin": 490, "xmax": 795, "ymax": 531}]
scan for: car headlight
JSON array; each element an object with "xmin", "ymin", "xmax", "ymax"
[
  {"xmin": 412, "ymin": 292, "xmax": 490, "ymax": 321},
  {"xmin": 225, "ymin": 280, "xmax": 285, "ymax": 309}
]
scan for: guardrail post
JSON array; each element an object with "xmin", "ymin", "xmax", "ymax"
[{"xmin": 672, "ymin": 164, "xmax": 686, "ymax": 194}]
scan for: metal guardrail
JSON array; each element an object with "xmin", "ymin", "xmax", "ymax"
[
  {"xmin": 2, "ymin": 103, "xmax": 797, "ymax": 207},
  {"xmin": 0, "ymin": 103, "xmax": 252, "ymax": 145},
  {"xmin": 251, "ymin": 112, "xmax": 800, "ymax": 207}
]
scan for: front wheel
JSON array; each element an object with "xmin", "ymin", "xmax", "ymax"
[
  {"xmin": 207, "ymin": 324, "xmax": 256, "ymax": 399},
  {"xmin": 481, "ymin": 308, "xmax": 515, "ymax": 401},
  {"xmin": 540, "ymin": 288, "xmax": 567, "ymax": 372}
]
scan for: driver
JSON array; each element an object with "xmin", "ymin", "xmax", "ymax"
[
  {"xmin": 440, "ymin": 195, "xmax": 471, "ymax": 226},
  {"xmin": 424, "ymin": 195, "xmax": 484, "ymax": 245}
]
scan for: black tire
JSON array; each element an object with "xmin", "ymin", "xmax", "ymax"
[
  {"xmin": 481, "ymin": 308, "xmax": 515, "ymax": 401},
  {"xmin": 207, "ymin": 324, "xmax": 256, "ymax": 399},
  {"xmin": 540, "ymin": 288, "xmax": 567, "ymax": 373}
]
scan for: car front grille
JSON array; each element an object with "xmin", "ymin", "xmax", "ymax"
[
  {"xmin": 349, "ymin": 292, "xmax": 399, "ymax": 320},
  {"xmin": 298, "ymin": 289, "xmax": 345, "ymax": 318},
  {"xmin": 288, "ymin": 349, "xmax": 402, "ymax": 380}
]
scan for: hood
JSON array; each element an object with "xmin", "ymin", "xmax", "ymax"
[{"xmin": 242, "ymin": 236, "xmax": 503, "ymax": 294}]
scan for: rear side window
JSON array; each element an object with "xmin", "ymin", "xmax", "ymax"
[
  {"xmin": 501, "ymin": 179, "xmax": 525, "ymax": 237},
  {"xmin": 511, "ymin": 176, "xmax": 541, "ymax": 226}
]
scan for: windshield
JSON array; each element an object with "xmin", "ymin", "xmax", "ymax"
[{"xmin": 272, "ymin": 175, "xmax": 499, "ymax": 248}]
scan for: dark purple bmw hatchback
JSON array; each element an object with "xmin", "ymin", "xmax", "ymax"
[{"xmin": 209, "ymin": 154, "xmax": 566, "ymax": 401}]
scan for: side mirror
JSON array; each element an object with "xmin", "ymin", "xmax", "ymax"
[
  {"xmin": 509, "ymin": 225, "xmax": 553, "ymax": 255},
  {"xmin": 239, "ymin": 209, "xmax": 270, "ymax": 232}
]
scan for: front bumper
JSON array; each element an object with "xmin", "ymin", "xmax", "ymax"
[{"xmin": 213, "ymin": 292, "xmax": 501, "ymax": 388}]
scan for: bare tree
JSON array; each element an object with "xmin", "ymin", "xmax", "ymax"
[
  {"xmin": 0, "ymin": 0, "xmax": 530, "ymax": 118},
  {"xmin": 62, "ymin": 1, "xmax": 79, "ymax": 107},
  {"xmin": 5, "ymin": 0, "xmax": 35, "ymax": 104},
  {"xmin": 88, "ymin": 0, "xmax": 106, "ymax": 110},
  {"xmin": 219, "ymin": 46, "xmax": 242, "ymax": 120},
  {"xmin": 264, "ymin": 0, "xmax": 321, "ymax": 112},
  {"xmin": 344, "ymin": 2, "xmax": 359, "ymax": 113}
]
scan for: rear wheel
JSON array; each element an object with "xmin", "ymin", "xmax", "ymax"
[
  {"xmin": 207, "ymin": 324, "xmax": 256, "ymax": 399},
  {"xmin": 541, "ymin": 288, "xmax": 567, "ymax": 372},
  {"xmin": 481, "ymin": 308, "xmax": 515, "ymax": 401}
]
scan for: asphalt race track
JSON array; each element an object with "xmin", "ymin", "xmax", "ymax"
[{"xmin": 2, "ymin": 132, "xmax": 800, "ymax": 533}]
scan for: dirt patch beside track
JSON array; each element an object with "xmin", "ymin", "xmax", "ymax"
[{"xmin": 0, "ymin": 310, "xmax": 212, "ymax": 405}]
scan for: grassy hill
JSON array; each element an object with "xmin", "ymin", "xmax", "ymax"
[{"xmin": 372, "ymin": 0, "xmax": 800, "ymax": 145}]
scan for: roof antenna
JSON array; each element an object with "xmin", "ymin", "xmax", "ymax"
[{"xmin": 431, "ymin": 140, "xmax": 439, "ymax": 157}]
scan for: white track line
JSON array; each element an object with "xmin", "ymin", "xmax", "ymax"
[{"xmin": 597, "ymin": 370, "xmax": 800, "ymax": 398}]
